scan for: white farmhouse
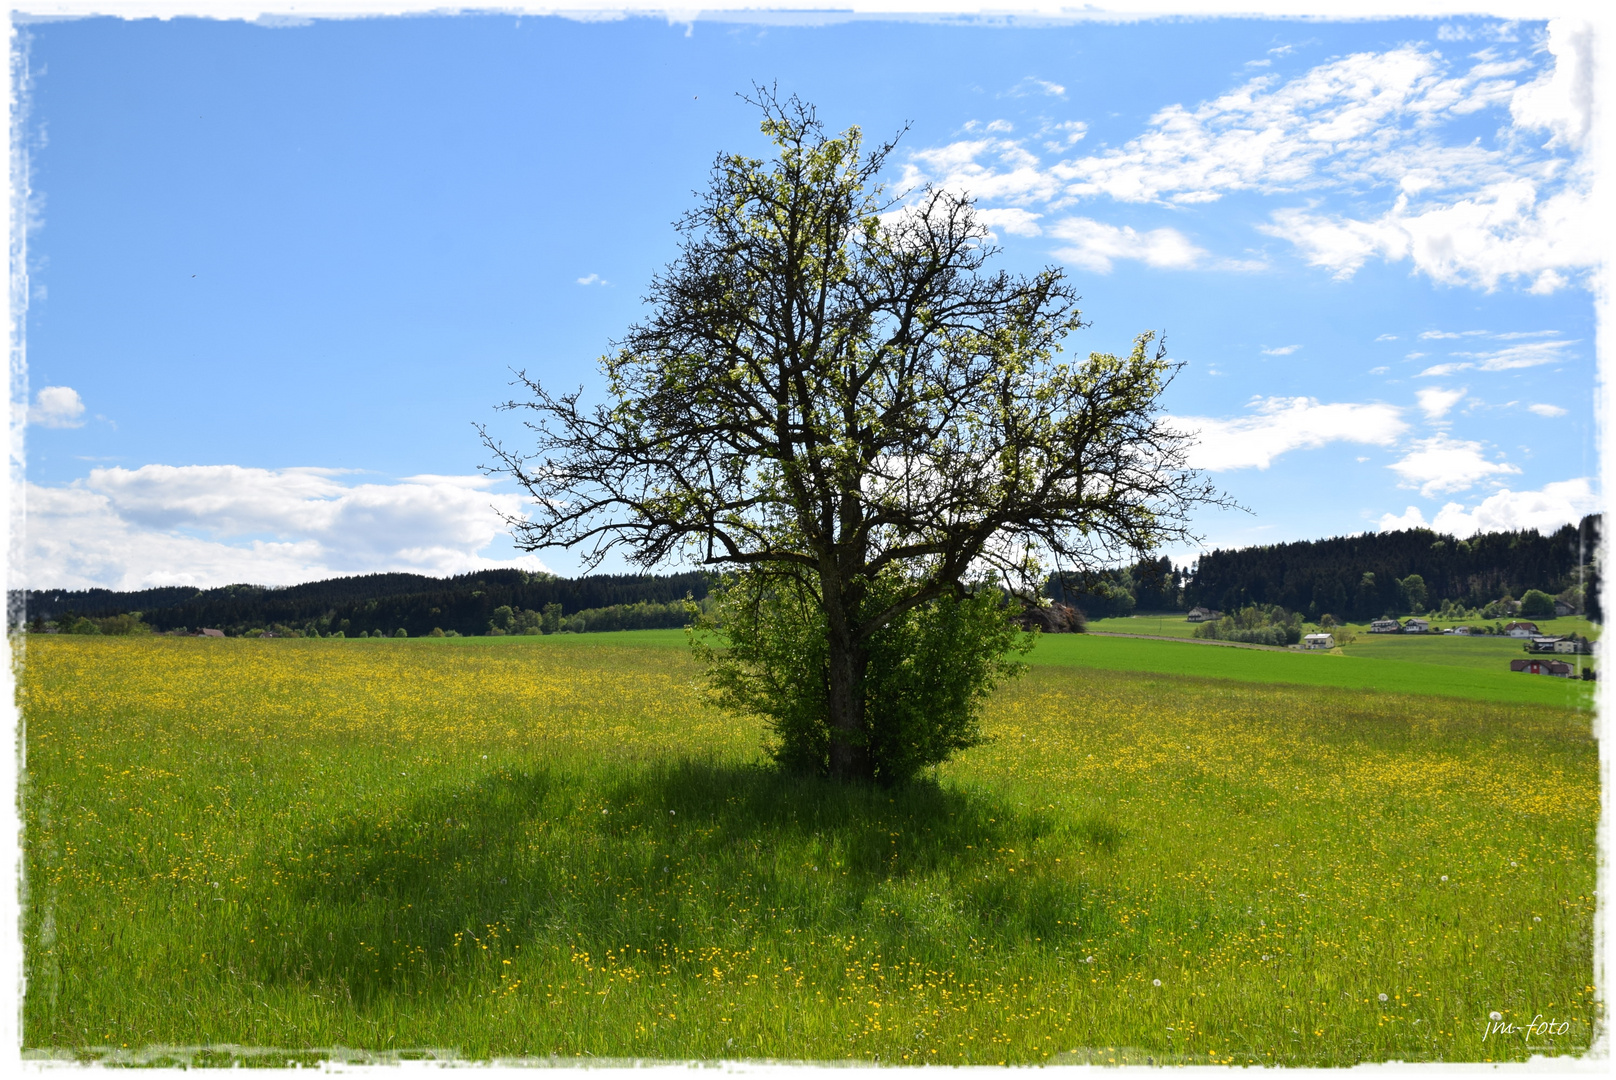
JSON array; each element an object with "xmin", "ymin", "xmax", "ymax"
[{"xmin": 1302, "ymin": 633, "xmax": 1336, "ymax": 650}]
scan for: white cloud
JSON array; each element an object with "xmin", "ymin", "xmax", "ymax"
[
  {"xmin": 1045, "ymin": 45, "xmax": 1521, "ymax": 206},
  {"xmin": 1508, "ymin": 19, "xmax": 1593, "ymax": 148},
  {"xmin": 1418, "ymin": 329, "xmax": 1487, "ymax": 339},
  {"xmin": 900, "ymin": 25, "xmax": 1593, "ymax": 293},
  {"xmin": 1261, "ymin": 344, "xmax": 1300, "ymax": 356},
  {"xmin": 1168, "ymin": 396, "xmax": 1407, "ymax": 471},
  {"xmin": 1425, "ymin": 478, "xmax": 1598, "ymax": 536},
  {"xmin": 576, "ymin": 273, "xmax": 608, "ymax": 286},
  {"xmin": 1039, "ymin": 120, "xmax": 1088, "ymax": 152},
  {"xmin": 1377, "ymin": 505, "xmax": 1431, "ymax": 531},
  {"xmin": 1369, "ymin": 366, "xmax": 1389, "ymax": 375},
  {"xmin": 23, "ymin": 465, "xmax": 550, "ymax": 590},
  {"xmin": 1261, "ymin": 177, "xmax": 1597, "ymax": 289},
  {"xmin": 1416, "ymin": 385, "xmax": 1467, "ymax": 421},
  {"xmin": 974, "ymin": 207, "xmax": 1045, "ymax": 238},
  {"xmin": 1374, "ymin": 334, "xmax": 1398, "ymax": 341},
  {"xmin": 28, "ymin": 386, "xmax": 86, "ymax": 428},
  {"xmin": 1416, "ymin": 362, "xmax": 1472, "ymax": 378},
  {"xmin": 1528, "ymin": 403, "xmax": 1568, "ymax": 417},
  {"xmin": 1528, "ymin": 269, "xmax": 1569, "ymax": 294},
  {"xmin": 1047, "ymin": 217, "xmax": 1205, "ymax": 273},
  {"xmin": 1387, "ymin": 435, "xmax": 1520, "ymax": 496}
]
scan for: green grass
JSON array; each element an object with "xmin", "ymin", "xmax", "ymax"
[
  {"xmin": 1338, "ymin": 633, "xmax": 1591, "ymax": 674},
  {"xmin": 1028, "ymin": 633, "xmax": 1594, "ymax": 710},
  {"xmin": 1084, "ymin": 614, "xmax": 1204, "ymax": 639},
  {"xmin": 21, "ymin": 636, "xmax": 1599, "ymax": 1064}
]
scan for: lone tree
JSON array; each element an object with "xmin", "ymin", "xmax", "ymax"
[{"xmin": 483, "ymin": 91, "xmax": 1221, "ymax": 784}]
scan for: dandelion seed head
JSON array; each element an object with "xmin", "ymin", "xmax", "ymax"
[
  {"xmin": 1490, "ymin": 1011, "xmax": 1503, "ymax": 1021},
  {"xmin": 1440, "ymin": 875, "xmax": 1448, "ymax": 882},
  {"xmin": 1379, "ymin": 993, "xmax": 1388, "ymax": 1002},
  {"xmin": 1153, "ymin": 979, "xmax": 1162, "ymax": 987}
]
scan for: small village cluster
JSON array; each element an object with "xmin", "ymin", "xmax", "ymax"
[{"xmin": 1184, "ymin": 607, "xmax": 1593, "ymax": 677}]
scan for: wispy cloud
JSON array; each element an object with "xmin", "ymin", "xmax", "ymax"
[
  {"xmin": 1414, "ymin": 335, "xmax": 1576, "ymax": 377},
  {"xmin": 899, "ymin": 23, "xmax": 1593, "ymax": 291},
  {"xmin": 1528, "ymin": 402, "xmax": 1568, "ymax": 417},
  {"xmin": 576, "ymin": 273, "xmax": 609, "ymax": 286},
  {"xmin": 1416, "ymin": 362, "xmax": 1471, "ymax": 378},
  {"xmin": 1261, "ymin": 344, "xmax": 1301, "ymax": 356},
  {"xmin": 1005, "ymin": 76, "xmax": 1066, "ymax": 99},
  {"xmin": 1450, "ymin": 339, "xmax": 1576, "ymax": 370}
]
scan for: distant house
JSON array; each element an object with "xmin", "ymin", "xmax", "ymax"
[
  {"xmin": 1186, "ymin": 606, "xmax": 1221, "ymax": 623},
  {"xmin": 1529, "ymin": 636, "xmax": 1565, "ymax": 653},
  {"xmin": 1369, "ymin": 619, "xmax": 1401, "ymax": 633},
  {"xmin": 1554, "ymin": 599, "xmax": 1577, "ymax": 617},
  {"xmin": 1503, "ymin": 621, "xmax": 1541, "ymax": 638},
  {"xmin": 200, "ymin": 628, "xmax": 225, "ymax": 638},
  {"xmin": 1302, "ymin": 633, "xmax": 1336, "ymax": 650},
  {"xmin": 1402, "ymin": 618, "xmax": 1431, "ymax": 634},
  {"xmin": 1554, "ymin": 638, "xmax": 1593, "ymax": 655},
  {"xmin": 1510, "ymin": 658, "xmax": 1574, "ymax": 677},
  {"xmin": 1448, "ymin": 626, "xmax": 1473, "ymax": 636}
]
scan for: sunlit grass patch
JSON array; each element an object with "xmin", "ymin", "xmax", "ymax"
[{"xmin": 21, "ymin": 635, "xmax": 1599, "ymax": 1064}]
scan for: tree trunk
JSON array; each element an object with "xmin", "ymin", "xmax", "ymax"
[
  {"xmin": 825, "ymin": 628, "xmax": 870, "ymax": 782},
  {"xmin": 820, "ymin": 578, "xmax": 872, "ymax": 779}
]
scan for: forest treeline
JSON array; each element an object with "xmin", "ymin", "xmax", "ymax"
[
  {"xmin": 1052, "ymin": 515, "xmax": 1600, "ymax": 622},
  {"xmin": 18, "ymin": 514, "xmax": 1600, "ymax": 636},
  {"xmin": 21, "ymin": 569, "xmax": 713, "ymax": 638}
]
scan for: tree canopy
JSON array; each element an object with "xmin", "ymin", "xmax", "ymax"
[{"xmin": 483, "ymin": 91, "xmax": 1221, "ymax": 782}]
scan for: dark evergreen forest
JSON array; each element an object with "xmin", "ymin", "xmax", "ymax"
[
  {"xmin": 1184, "ymin": 515, "xmax": 1600, "ymax": 621},
  {"xmin": 21, "ymin": 570, "xmax": 712, "ymax": 638}
]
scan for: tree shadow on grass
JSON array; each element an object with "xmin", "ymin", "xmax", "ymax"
[{"xmin": 266, "ymin": 759, "xmax": 1115, "ymax": 1002}]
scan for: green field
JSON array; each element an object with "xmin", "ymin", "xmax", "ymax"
[
  {"xmin": 1339, "ymin": 633, "xmax": 1589, "ymax": 673},
  {"xmin": 1088, "ymin": 613, "xmax": 1601, "ymax": 644},
  {"xmin": 1031, "ymin": 634, "xmax": 1594, "ymax": 710},
  {"xmin": 21, "ymin": 634, "xmax": 1599, "ymax": 1065},
  {"xmin": 1085, "ymin": 614, "xmax": 1205, "ymax": 638}
]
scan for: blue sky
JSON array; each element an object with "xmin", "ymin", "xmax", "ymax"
[{"xmin": 17, "ymin": 12, "xmax": 1600, "ymax": 589}]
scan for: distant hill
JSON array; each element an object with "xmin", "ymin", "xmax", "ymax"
[
  {"xmin": 17, "ymin": 569, "xmax": 713, "ymax": 638},
  {"xmin": 16, "ymin": 513, "xmax": 1601, "ymax": 635},
  {"xmin": 1184, "ymin": 515, "xmax": 1600, "ymax": 622},
  {"xmin": 1046, "ymin": 515, "xmax": 1599, "ymax": 623}
]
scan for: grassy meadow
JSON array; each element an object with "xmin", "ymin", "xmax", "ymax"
[{"xmin": 20, "ymin": 633, "xmax": 1600, "ymax": 1064}]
